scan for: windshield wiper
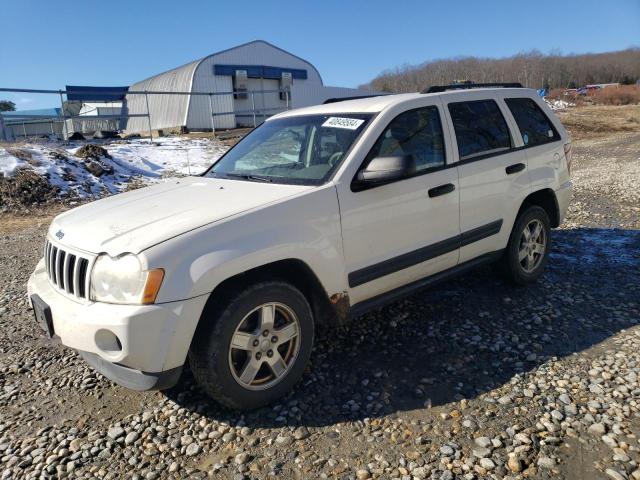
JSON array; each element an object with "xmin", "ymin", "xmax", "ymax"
[{"xmin": 223, "ymin": 173, "xmax": 273, "ymax": 183}]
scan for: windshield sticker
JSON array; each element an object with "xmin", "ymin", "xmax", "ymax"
[{"xmin": 322, "ymin": 117, "xmax": 365, "ymax": 130}]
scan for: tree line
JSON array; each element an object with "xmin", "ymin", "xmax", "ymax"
[{"xmin": 362, "ymin": 48, "xmax": 640, "ymax": 93}]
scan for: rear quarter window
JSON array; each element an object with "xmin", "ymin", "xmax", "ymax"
[
  {"xmin": 505, "ymin": 98, "xmax": 560, "ymax": 147},
  {"xmin": 448, "ymin": 100, "xmax": 512, "ymax": 160}
]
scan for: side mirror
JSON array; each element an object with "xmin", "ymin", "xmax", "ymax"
[{"xmin": 356, "ymin": 155, "xmax": 416, "ymax": 186}]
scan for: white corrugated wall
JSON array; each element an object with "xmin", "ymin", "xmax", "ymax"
[
  {"xmin": 6, "ymin": 120, "xmax": 63, "ymax": 138},
  {"xmin": 125, "ymin": 60, "xmax": 199, "ymax": 133},
  {"xmin": 185, "ymin": 75, "xmax": 235, "ymax": 130},
  {"xmin": 66, "ymin": 118, "xmax": 119, "ymax": 135}
]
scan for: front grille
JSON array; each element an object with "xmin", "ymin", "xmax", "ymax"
[{"xmin": 44, "ymin": 239, "xmax": 92, "ymax": 300}]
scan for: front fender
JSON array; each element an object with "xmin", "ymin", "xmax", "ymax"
[{"xmin": 144, "ymin": 185, "xmax": 348, "ymax": 305}]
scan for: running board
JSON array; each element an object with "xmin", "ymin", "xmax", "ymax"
[{"xmin": 349, "ymin": 251, "xmax": 503, "ymax": 319}]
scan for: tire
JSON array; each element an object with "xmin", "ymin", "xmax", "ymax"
[
  {"xmin": 189, "ymin": 281, "xmax": 314, "ymax": 410},
  {"xmin": 499, "ymin": 205, "xmax": 551, "ymax": 285}
]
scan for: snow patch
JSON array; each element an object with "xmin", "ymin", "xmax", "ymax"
[
  {"xmin": 0, "ymin": 149, "xmax": 21, "ymax": 177},
  {"xmin": 545, "ymin": 98, "xmax": 575, "ymax": 111},
  {"xmin": 0, "ymin": 137, "xmax": 229, "ymax": 198},
  {"xmin": 552, "ymin": 229, "xmax": 640, "ymax": 267}
]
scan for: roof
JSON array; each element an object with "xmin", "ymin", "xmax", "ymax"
[
  {"xmin": 2, "ymin": 107, "xmax": 62, "ymax": 118},
  {"xmin": 274, "ymin": 93, "xmax": 421, "ymax": 117},
  {"xmin": 274, "ymin": 87, "xmax": 537, "ymax": 118},
  {"xmin": 130, "ymin": 40, "xmax": 322, "ymax": 89}
]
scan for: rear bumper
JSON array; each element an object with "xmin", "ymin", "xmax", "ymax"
[
  {"xmin": 27, "ymin": 258, "xmax": 208, "ymax": 390},
  {"xmin": 556, "ymin": 180, "xmax": 573, "ymax": 225}
]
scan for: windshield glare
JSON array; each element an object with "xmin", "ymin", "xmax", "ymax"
[{"xmin": 207, "ymin": 114, "xmax": 372, "ymax": 185}]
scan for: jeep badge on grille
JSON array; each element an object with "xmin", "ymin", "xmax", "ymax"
[{"xmin": 55, "ymin": 230, "xmax": 64, "ymax": 240}]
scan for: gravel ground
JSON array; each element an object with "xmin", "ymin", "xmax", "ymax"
[{"xmin": 0, "ymin": 129, "xmax": 639, "ymax": 480}]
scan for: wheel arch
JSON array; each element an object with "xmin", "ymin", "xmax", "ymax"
[
  {"xmin": 193, "ymin": 259, "xmax": 349, "ymax": 341},
  {"xmin": 517, "ymin": 188, "xmax": 560, "ymax": 227}
]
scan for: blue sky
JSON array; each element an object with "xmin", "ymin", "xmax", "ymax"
[{"xmin": 1, "ymin": 0, "xmax": 638, "ymax": 109}]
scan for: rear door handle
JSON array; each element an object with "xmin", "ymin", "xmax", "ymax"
[
  {"xmin": 428, "ymin": 183, "xmax": 455, "ymax": 198},
  {"xmin": 506, "ymin": 163, "xmax": 526, "ymax": 174}
]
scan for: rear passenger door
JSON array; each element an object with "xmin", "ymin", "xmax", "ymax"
[
  {"xmin": 503, "ymin": 97, "xmax": 566, "ymax": 192},
  {"xmin": 442, "ymin": 94, "xmax": 530, "ymax": 263}
]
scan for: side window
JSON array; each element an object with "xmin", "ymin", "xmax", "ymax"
[
  {"xmin": 448, "ymin": 100, "xmax": 512, "ymax": 160},
  {"xmin": 367, "ymin": 106, "xmax": 446, "ymax": 173},
  {"xmin": 505, "ymin": 98, "xmax": 560, "ymax": 146}
]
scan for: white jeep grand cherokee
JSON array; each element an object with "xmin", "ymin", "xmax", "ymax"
[{"xmin": 28, "ymin": 84, "xmax": 572, "ymax": 409}]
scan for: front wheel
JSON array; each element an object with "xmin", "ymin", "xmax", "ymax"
[
  {"xmin": 189, "ymin": 281, "xmax": 314, "ymax": 410},
  {"xmin": 499, "ymin": 205, "xmax": 551, "ymax": 285}
]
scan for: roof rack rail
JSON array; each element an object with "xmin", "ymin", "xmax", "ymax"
[
  {"xmin": 421, "ymin": 82, "xmax": 523, "ymax": 94},
  {"xmin": 323, "ymin": 94, "xmax": 386, "ymax": 104}
]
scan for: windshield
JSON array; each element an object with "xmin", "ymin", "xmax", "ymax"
[{"xmin": 206, "ymin": 114, "xmax": 372, "ymax": 185}]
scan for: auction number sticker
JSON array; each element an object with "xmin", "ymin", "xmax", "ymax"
[{"xmin": 322, "ymin": 117, "xmax": 365, "ymax": 130}]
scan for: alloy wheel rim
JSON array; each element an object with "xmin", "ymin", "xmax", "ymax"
[
  {"xmin": 228, "ymin": 302, "xmax": 300, "ymax": 391},
  {"xmin": 518, "ymin": 219, "xmax": 546, "ymax": 273}
]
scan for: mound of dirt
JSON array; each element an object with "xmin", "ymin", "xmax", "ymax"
[
  {"xmin": 68, "ymin": 132, "xmax": 85, "ymax": 141},
  {"xmin": 93, "ymin": 130, "xmax": 119, "ymax": 139},
  {"xmin": 0, "ymin": 168, "xmax": 59, "ymax": 208},
  {"xmin": 84, "ymin": 160, "xmax": 114, "ymax": 177},
  {"xmin": 75, "ymin": 144, "xmax": 111, "ymax": 161}
]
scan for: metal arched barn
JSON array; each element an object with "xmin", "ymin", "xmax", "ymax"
[{"xmin": 125, "ymin": 40, "xmax": 378, "ymax": 133}]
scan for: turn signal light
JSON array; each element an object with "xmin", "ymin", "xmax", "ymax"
[{"xmin": 142, "ymin": 268, "xmax": 165, "ymax": 304}]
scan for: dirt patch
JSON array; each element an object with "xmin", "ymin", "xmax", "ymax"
[
  {"xmin": 0, "ymin": 207, "xmax": 65, "ymax": 234},
  {"xmin": 559, "ymin": 105, "xmax": 640, "ymax": 141}
]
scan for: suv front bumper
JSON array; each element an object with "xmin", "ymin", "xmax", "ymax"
[{"xmin": 27, "ymin": 259, "xmax": 208, "ymax": 391}]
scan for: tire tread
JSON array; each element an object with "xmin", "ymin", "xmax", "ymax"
[{"xmin": 188, "ymin": 280, "xmax": 313, "ymax": 410}]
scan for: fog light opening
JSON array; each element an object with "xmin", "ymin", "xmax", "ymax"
[{"xmin": 95, "ymin": 329, "xmax": 123, "ymax": 355}]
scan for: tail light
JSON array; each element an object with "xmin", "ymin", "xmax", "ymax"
[{"xmin": 563, "ymin": 143, "xmax": 572, "ymax": 174}]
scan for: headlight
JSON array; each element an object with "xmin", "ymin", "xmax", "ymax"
[{"xmin": 90, "ymin": 254, "xmax": 164, "ymax": 305}]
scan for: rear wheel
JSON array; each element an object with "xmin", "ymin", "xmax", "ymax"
[
  {"xmin": 189, "ymin": 281, "xmax": 314, "ymax": 410},
  {"xmin": 499, "ymin": 205, "xmax": 551, "ymax": 285}
]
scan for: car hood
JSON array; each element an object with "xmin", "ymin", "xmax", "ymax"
[{"xmin": 49, "ymin": 177, "xmax": 312, "ymax": 255}]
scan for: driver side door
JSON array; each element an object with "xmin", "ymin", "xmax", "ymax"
[{"xmin": 336, "ymin": 103, "xmax": 461, "ymax": 306}]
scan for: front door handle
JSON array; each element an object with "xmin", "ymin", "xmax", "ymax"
[
  {"xmin": 428, "ymin": 183, "xmax": 455, "ymax": 198},
  {"xmin": 506, "ymin": 163, "xmax": 526, "ymax": 175}
]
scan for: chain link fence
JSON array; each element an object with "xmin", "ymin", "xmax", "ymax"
[{"xmin": 0, "ymin": 87, "xmax": 291, "ymax": 142}]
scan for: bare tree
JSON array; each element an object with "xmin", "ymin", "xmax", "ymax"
[{"xmin": 361, "ymin": 48, "xmax": 640, "ymax": 93}]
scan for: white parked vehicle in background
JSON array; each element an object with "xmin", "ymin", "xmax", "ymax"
[{"xmin": 28, "ymin": 83, "xmax": 572, "ymax": 409}]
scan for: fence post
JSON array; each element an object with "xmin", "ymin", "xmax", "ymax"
[
  {"xmin": 251, "ymin": 92, "xmax": 256, "ymax": 127},
  {"xmin": 22, "ymin": 122, "xmax": 26, "ymax": 138},
  {"xmin": 285, "ymin": 90, "xmax": 289, "ymax": 110},
  {"xmin": 144, "ymin": 91, "xmax": 153, "ymax": 143},
  {"xmin": 208, "ymin": 93, "xmax": 215, "ymax": 136},
  {"xmin": 59, "ymin": 90, "xmax": 70, "ymax": 141}
]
